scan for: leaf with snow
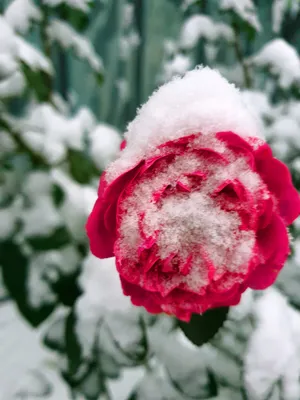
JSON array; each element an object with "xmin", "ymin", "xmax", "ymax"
[
  {"xmin": 249, "ymin": 39, "xmax": 300, "ymax": 89},
  {"xmin": 89, "ymin": 123, "xmax": 122, "ymax": 171},
  {"xmin": 43, "ymin": 0, "xmax": 91, "ymax": 12},
  {"xmin": 16, "ymin": 36, "xmax": 53, "ymax": 74},
  {"xmin": 161, "ymin": 54, "xmax": 192, "ymax": 82},
  {"xmin": 148, "ymin": 327, "xmax": 217, "ymax": 399},
  {"xmin": 220, "ymin": 0, "xmax": 261, "ymax": 32},
  {"xmin": 47, "ymin": 19, "xmax": 103, "ymax": 76},
  {"xmin": 180, "ymin": 15, "xmax": 234, "ymax": 50},
  {"xmin": 244, "ymin": 289, "xmax": 300, "ymax": 400},
  {"xmin": 4, "ymin": 0, "xmax": 41, "ymax": 34}
]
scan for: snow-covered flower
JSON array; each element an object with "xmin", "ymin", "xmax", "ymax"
[{"xmin": 86, "ymin": 68, "xmax": 300, "ymax": 321}]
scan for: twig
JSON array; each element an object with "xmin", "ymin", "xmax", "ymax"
[{"xmin": 232, "ymin": 22, "xmax": 252, "ymax": 88}]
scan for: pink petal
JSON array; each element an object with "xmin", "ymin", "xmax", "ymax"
[{"xmin": 216, "ymin": 131, "xmax": 255, "ymax": 168}]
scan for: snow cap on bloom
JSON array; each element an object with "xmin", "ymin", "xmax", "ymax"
[
  {"xmin": 106, "ymin": 67, "xmax": 262, "ymax": 182},
  {"xmin": 87, "ymin": 67, "xmax": 300, "ymax": 322}
]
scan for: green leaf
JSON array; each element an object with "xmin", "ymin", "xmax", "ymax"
[
  {"xmin": 68, "ymin": 148, "xmax": 98, "ymax": 184},
  {"xmin": 21, "ymin": 63, "xmax": 52, "ymax": 102},
  {"xmin": 0, "ymin": 240, "xmax": 55, "ymax": 326},
  {"xmin": 43, "ymin": 314, "xmax": 66, "ymax": 353},
  {"xmin": 51, "ymin": 183, "xmax": 65, "ymax": 207},
  {"xmin": 65, "ymin": 310, "xmax": 82, "ymax": 377},
  {"xmin": 27, "ymin": 225, "xmax": 71, "ymax": 250},
  {"xmin": 178, "ymin": 307, "xmax": 229, "ymax": 346},
  {"xmin": 54, "ymin": 268, "xmax": 82, "ymax": 307}
]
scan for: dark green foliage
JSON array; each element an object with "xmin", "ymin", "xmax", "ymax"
[{"xmin": 178, "ymin": 307, "xmax": 229, "ymax": 346}]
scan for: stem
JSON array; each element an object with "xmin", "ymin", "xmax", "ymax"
[{"xmin": 232, "ymin": 22, "xmax": 252, "ymax": 89}]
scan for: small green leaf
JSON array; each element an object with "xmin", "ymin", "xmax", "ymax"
[
  {"xmin": 0, "ymin": 240, "xmax": 55, "ymax": 326},
  {"xmin": 65, "ymin": 310, "xmax": 82, "ymax": 377},
  {"xmin": 27, "ymin": 225, "xmax": 71, "ymax": 250},
  {"xmin": 51, "ymin": 183, "xmax": 65, "ymax": 207},
  {"xmin": 43, "ymin": 314, "xmax": 66, "ymax": 353},
  {"xmin": 178, "ymin": 307, "xmax": 229, "ymax": 346},
  {"xmin": 68, "ymin": 148, "xmax": 98, "ymax": 184}
]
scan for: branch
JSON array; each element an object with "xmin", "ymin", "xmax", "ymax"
[{"xmin": 232, "ymin": 22, "xmax": 252, "ymax": 89}]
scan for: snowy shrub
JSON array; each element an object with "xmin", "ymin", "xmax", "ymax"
[{"xmin": 1, "ymin": 1, "xmax": 300, "ymax": 400}]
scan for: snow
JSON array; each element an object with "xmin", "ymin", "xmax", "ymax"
[
  {"xmin": 89, "ymin": 124, "xmax": 122, "ymax": 171},
  {"xmin": 106, "ymin": 67, "xmax": 263, "ymax": 182},
  {"xmin": 51, "ymin": 169, "xmax": 97, "ymax": 241},
  {"xmin": 75, "ymin": 254, "xmax": 131, "ymax": 357},
  {"xmin": 47, "ymin": 19, "xmax": 103, "ymax": 73},
  {"xmin": 120, "ymin": 31, "xmax": 140, "ymax": 60},
  {"xmin": 241, "ymin": 90, "xmax": 273, "ymax": 122},
  {"xmin": 0, "ymin": 70, "xmax": 25, "ymax": 98},
  {"xmin": 4, "ymin": 0, "xmax": 41, "ymax": 34},
  {"xmin": 272, "ymin": 0, "xmax": 286, "ymax": 33},
  {"xmin": 250, "ymin": 39, "xmax": 300, "ymax": 89},
  {"xmin": 180, "ymin": 15, "xmax": 233, "ymax": 49},
  {"xmin": 220, "ymin": 0, "xmax": 261, "ymax": 32},
  {"xmin": 161, "ymin": 53, "xmax": 192, "ymax": 81},
  {"xmin": 148, "ymin": 327, "xmax": 211, "ymax": 399},
  {"xmin": 27, "ymin": 246, "xmax": 79, "ymax": 309},
  {"xmin": 43, "ymin": 0, "xmax": 91, "ymax": 12},
  {"xmin": 20, "ymin": 172, "xmax": 62, "ymax": 237},
  {"xmin": 16, "ymin": 36, "xmax": 53, "ymax": 74},
  {"xmin": 244, "ymin": 289, "xmax": 300, "ymax": 400}
]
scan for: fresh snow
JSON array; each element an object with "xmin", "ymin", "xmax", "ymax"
[
  {"xmin": 43, "ymin": 0, "xmax": 91, "ymax": 12},
  {"xmin": 250, "ymin": 39, "xmax": 300, "ymax": 88},
  {"xmin": 180, "ymin": 15, "xmax": 233, "ymax": 49},
  {"xmin": 106, "ymin": 67, "xmax": 263, "ymax": 182},
  {"xmin": 244, "ymin": 289, "xmax": 300, "ymax": 400},
  {"xmin": 220, "ymin": 0, "xmax": 261, "ymax": 31},
  {"xmin": 89, "ymin": 124, "xmax": 122, "ymax": 171},
  {"xmin": 4, "ymin": 0, "xmax": 41, "ymax": 34},
  {"xmin": 47, "ymin": 19, "xmax": 103, "ymax": 73}
]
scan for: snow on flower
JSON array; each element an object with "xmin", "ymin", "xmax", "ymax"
[{"xmin": 86, "ymin": 67, "xmax": 300, "ymax": 321}]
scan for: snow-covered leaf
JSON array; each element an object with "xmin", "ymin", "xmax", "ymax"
[
  {"xmin": 4, "ymin": 0, "xmax": 41, "ymax": 34},
  {"xmin": 89, "ymin": 124, "xmax": 121, "ymax": 171},
  {"xmin": 220, "ymin": 0, "xmax": 261, "ymax": 32},
  {"xmin": 14, "ymin": 370, "xmax": 52, "ymax": 398},
  {"xmin": 249, "ymin": 39, "xmax": 300, "ymax": 89},
  {"xmin": 43, "ymin": 0, "xmax": 91, "ymax": 12},
  {"xmin": 148, "ymin": 327, "xmax": 217, "ymax": 399},
  {"xmin": 47, "ymin": 19, "xmax": 103, "ymax": 75},
  {"xmin": 244, "ymin": 289, "xmax": 300, "ymax": 400},
  {"xmin": 180, "ymin": 15, "xmax": 234, "ymax": 49}
]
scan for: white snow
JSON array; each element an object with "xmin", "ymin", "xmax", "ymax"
[
  {"xmin": 16, "ymin": 37, "xmax": 53, "ymax": 74},
  {"xmin": 0, "ymin": 70, "xmax": 25, "ymax": 98},
  {"xmin": 75, "ymin": 254, "xmax": 131, "ymax": 357},
  {"xmin": 250, "ymin": 39, "xmax": 300, "ymax": 89},
  {"xmin": 20, "ymin": 172, "xmax": 62, "ymax": 237},
  {"xmin": 120, "ymin": 31, "xmax": 140, "ymax": 60},
  {"xmin": 180, "ymin": 15, "xmax": 234, "ymax": 49},
  {"xmin": 4, "ymin": 0, "xmax": 41, "ymax": 34},
  {"xmin": 220, "ymin": 0, "xmax": 261, "ymax": 32},
  {"xmin": 106, "ymin": 67, "xmax": 263, "ymax": 182},
  {"xmin": 47, "ymin": 19, "xmax": 103, "ymax": 73},
  {"xmin": 272, "ymin": 0, "xmax": 286, "ymax": 33},
  {"xmin": 43, "ymin": 0, "xmax": 90, "ymax": 11},
  {"xmin": 51, "ymin": 169, "xmax": 97, "ymax": 241},
  {"xmin": 89, "ymin": 124, "xmax": 122, "ymax": 171},
  {"xmin": 244, "ymin": 289, "xmax": 300, "ymax": 400},
  {"xmin": 161, "ymin": 53, "xmax": 192, "ymax": 81}
]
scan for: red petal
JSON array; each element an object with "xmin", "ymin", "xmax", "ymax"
[
  {"xmin": 248, "ymin": 215, "xmax": 289, "ymax": 289},
  {"xmin": 216, "ymin": 131, "xmax": 255, "ymax": 168},
  {"xmin": 255, "ymin": 145, "xmax": 300, "ymax": 225}
]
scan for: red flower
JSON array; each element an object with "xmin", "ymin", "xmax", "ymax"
[{"xmin": 86, "ymin": 131, "xmax": 300, "ymax": 321}]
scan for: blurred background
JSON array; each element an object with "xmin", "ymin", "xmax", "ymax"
[{"xmin": 1, "ymin": 0, "xmax": 300, "ymax": 399}]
